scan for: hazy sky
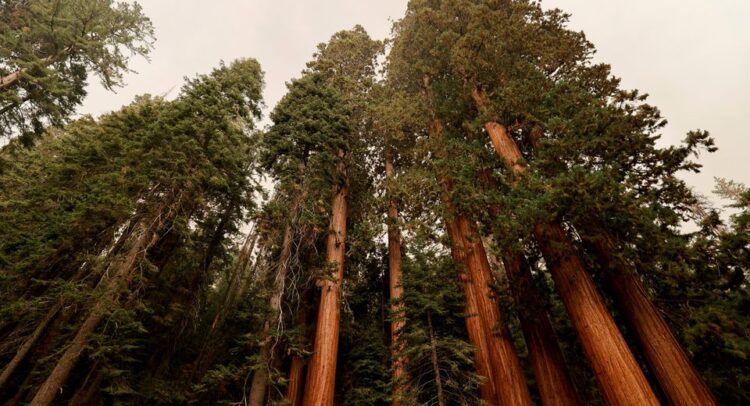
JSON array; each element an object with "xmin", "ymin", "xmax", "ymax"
[{"xmin": 79, "ymin": 0, "xmax": 750, "ymax": 202}]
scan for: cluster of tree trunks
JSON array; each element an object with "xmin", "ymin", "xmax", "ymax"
[{"xmin": 470, "ymin": 84, "xmax": 715, "ymax": 406}]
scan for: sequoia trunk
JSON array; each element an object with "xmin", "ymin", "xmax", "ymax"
[
  {"xmin": 589, "ymin": 232, "xmax": 717, "ymax": 406},
  {"xmin": 423, "ymin": 77, "xmax": 531, "ymax": 405},
  {"xmin": 503, "ymin": 254, "xmax": 582, "ymax": 406},
  {"xmin": 302, "ymin": 153, "xmax": 348, "ymax": 406},
  {"xmin": 385, "ymin": 143, "xmax": 407, "ymax": 406}
]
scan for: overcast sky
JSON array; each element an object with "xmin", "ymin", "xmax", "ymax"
[{"xmin": 79, "ymin": 0, "xmax": 750, "ymax": 204}]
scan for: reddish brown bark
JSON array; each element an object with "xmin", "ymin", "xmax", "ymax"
[
  {"xmin": 29, "ymin": 211, "xmax": 164, "ymax": 406},
  {"xmin": 445, "ymin": 211, "xmax": 533, "ymax": 406},
  {"xmin": 427, "ymin": 146, "xmax": 530, "ymax": 405},
  {"xmin": 286, "ymin": 353, "xmax": 306, "ymax": 406},
  {"xmin": 504, "ymin": 254, "xmax": 582, "ymax": 406},
  {"xmin": 302, "ymin": 154, "xmax": 348, "ymax": 406},
  {"xmin": 286, "ymin": 291, "xmax": 312, "ymax": 406},
  {"xmin": 471, "ymin": 86, "xmax": 658, "ymax": 405},
  {"xmin": 422, "ymin": 76, "xmax": 531, "ymax": 405},
  {"xmin": 385, "ymin": 143, "xmax": 407, "ymax": 406},
  {"xmin": 478, "ymin": 171, "xmax": 581, "ymax": 405},
  {"xmin": 590, "ymin": 233, "xmax": 717, "ymax": 406}
]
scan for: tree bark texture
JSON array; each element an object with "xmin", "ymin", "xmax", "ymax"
[
  {"xmin": 385, "ymin": 143, "xmax": 408, "ymax": 406},
  {"xmin": 589, "ymin": 232, "xmax": 717, "ymax": 406},
  {"xmin": 503, "ymin": 254, "xmax": 582, "ymax": 406},
  {"xmin": 424, "ymin": 112, "xmax": 531, "ymax": 405},
  {"xmin": 302, "ymin": 154, "xmax": 348, "ymax": 406}
]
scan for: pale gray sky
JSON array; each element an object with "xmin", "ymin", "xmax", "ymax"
[{"xmin": 80, "ymin": 0, "xmax": 750, "ymax": 203}]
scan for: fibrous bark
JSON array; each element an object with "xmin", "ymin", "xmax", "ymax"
[
  {"xmin": 589, "ymin": 231, "xmax": 717, "ymax": 406},
  {"xmin": 302, "ymin": 152, "xmax": 348, "ymax": 406},
  {"xmin": 385, "ymin": 143, "xmax": 407, "ymax": 406},
  {"xmin": 503, "ymin": 254, "xmax": 582, "ymax": 406}
]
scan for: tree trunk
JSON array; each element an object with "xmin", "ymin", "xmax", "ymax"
[
  {"xmin": 471, "ymin": 86, "xmax": 658, "ymax": 405},
  {"xmin": 0, "ymin": 303, "xmax": 61, "ymax": 389},
  {"xmin": 503, "ymin": 254, "xmax": 582, "ymax": 406},
  {"xmin": 67, "ymin": 361, "xmax": 103, "ymax": 406},
  {"xmin": 478, "ymin": 171, "xmax": 581, "ymax": 406},
  {"xmin": 423, "ymin": 77, "xmax": 532, "ymax": 406},
  {"xmin": 426, "ymin": 310, "xmax": 446, "ymax": 406},
  {"xmin": 28, "ymin": 214, "xmax": 162, "ymax": 406},
  {"xmin": 302, "ymin": 153, "xmax": 348, "ymax": 406},
  {"xmin": 286, "ymin": 354, "xmax": 306, "ymax": 406},
  {"xmin": 0, "ymin": 69, "xmax": 25, "ymax": 91},
  {"xmin": 248, "ymin": 219, "xmax": 298, "ymax": 405},
  {"xmin": 589, "ymin": 231, "xmax": 717, "ymax": 406},
  {"xmin": 385, "ymin": 143, "xmax": 407, "ymax": 406}
]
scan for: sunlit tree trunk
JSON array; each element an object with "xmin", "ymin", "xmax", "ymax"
[
  {"xmin": 471, "ymin": 86, "xmax": 658, "ymax": 405},
  {"xmin": 478, "ymin": 170, "xmax": 581, "ymax": 406},
  {"xmin": 302, "ymin": 152, "xmax": 348, "ymax": 406}
]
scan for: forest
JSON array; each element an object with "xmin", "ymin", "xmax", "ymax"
[{"xmin": 0, "ymin": 1, "xmax": 748, "ymax": 405}]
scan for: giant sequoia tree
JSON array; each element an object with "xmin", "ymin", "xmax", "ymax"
[{"xmin": 1, "ymin": 1, "xmax": 748, "ymax": 405}]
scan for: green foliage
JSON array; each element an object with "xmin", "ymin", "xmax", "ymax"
[{"xmin": 0, "ymin": 0, "xmax": 155, "ymax": 142}]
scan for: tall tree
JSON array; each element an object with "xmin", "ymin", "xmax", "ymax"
[
  {"xmin": 301, "ymin": 26, "xmax": 382, "ymax": 406},
  {"xmin": 1, "ymin": 59, "xmax": 264, "ymax": 406}
]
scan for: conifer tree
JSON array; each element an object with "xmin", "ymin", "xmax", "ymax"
[
  {"xmin": 0, "ymin": 58, "xmax": 263, "ymax": 405},
  {"xmin": 0, "ymin": 0, "xmax": 154, "ymax": 142}
]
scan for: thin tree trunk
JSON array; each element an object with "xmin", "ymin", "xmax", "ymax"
[
  {"xmin": 248, "ymin": 222, "xmax": 296, "ymax": 406},
  {"xmin": 426, "ymin": 310, "xmax": 446, "ymax": 406},
  {"xmin": 209, "ymin": 225, "xmax": 259, "ymax": 335},
  {"xmin": 0, "ymin": 303, "xmax": 61, "ymax": 390},
  {"xmin": 0, "ymin": 69, "xmax": 25, "ymax": 91},
  {"xmin": 302, "ymin": 152, "xmax": 348, "ymax": 406},
  {"xmin": 503, "ymin": 254, "xmax": 582, "ymax": 406},
  {"xmin": 29, "ymin": 210, "xmax": 164, "ymax": 406},
  {"xmin": 286, "ymin": 289, "xmax": 312, "ymax": 406},
  {"xmin": 0, "ymin": 49, "xmax": 72, "ymax": 91},
  {"xmin": 471, "ymin": 85, "xmax": 658, "ymax": 406},
  {"xmin": 588, "ymin": 231, "xmax": 717, "ymax": 406},
  {"xmin": 0, "ymin": 218, "xmax": 136, "ymax": 387},
  {"xmin": 67, "ymin": 361, "xmax": 103, "ymax": 406},
  {"xmin": 385, "ymin": 143, "xmax": 407, "ymax": 406}
]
